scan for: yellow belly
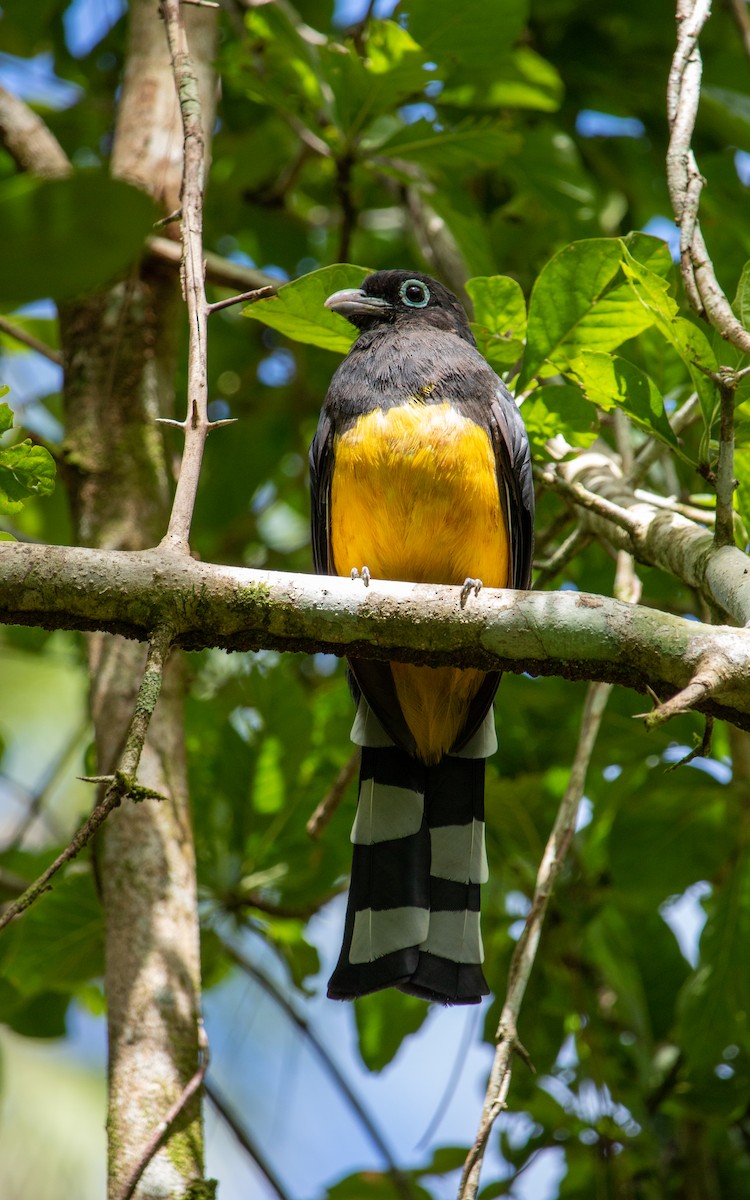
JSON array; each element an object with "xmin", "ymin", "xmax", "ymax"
[{"xmin": 330, "ymin": 401, "xmax": 509, "ymax": 762}]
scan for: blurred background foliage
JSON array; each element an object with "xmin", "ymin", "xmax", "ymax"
[{"xmin": 1, "ymin": 0, "xmax": 750, "ymax": 1197}]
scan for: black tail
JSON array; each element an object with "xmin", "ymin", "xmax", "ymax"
[{"xmin": 327, "ymin": 746, "xmax": 490, "ymax": 1005}]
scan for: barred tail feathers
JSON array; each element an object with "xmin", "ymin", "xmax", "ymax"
[{"xmin": 327, "ymin": 746, "xmax": 490, "ymax": 1005}]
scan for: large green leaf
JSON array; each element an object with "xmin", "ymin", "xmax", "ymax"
[
  {"xmin": 2, "ymin": 867, "xmax": 104, "ymax": 996},
  {"xmin": 354, "ymin": 988, "xmax": 428, "ymax": 1070},
  {"xmin": 620, "ymin": 247, "xmax": 719, "ymax": 422},
  {"xmin": 244, "ymin": 264, "xmax": 371, "ymax": 353},
  {"xmin": 677, "ymin": 850, "xmax": 750, "ymax": 1072},
  {"xmin": 518, "ymin": 236, "xmax": 669, "ymax": 388},
  {"xmin": 370, "ymin": 119, "xmax": 517, "ymax": 171},
  {"xmin": 466, "ymin": 275, "xmax": 526, "ymax": 370},
  {"xmin": 701, "ymin": 87, "xmax": 750, "ymax": 155},
  {"xmin": 518, "ymin": 383, "xmax": 598, "ymax": 458},
  {"xmin": 397, "ymin": 0, "xmax": 527, "ymax": 83},
  {"xmin": 239, "ymin": 6, "xmax": 328, "ymax": 120},
  {"xmin": 0, "ymin": 172, "xmax": 158, "ymax": 306},
  {"xmin": 427, "ymin": 188, "xmax": 497, "ymax": 277},
  {"xmin": 734, "ymin": 259, "xmax": 750, "ymax": 333},
  {"xmin": 0, "ymin": 401, "xmax": 56, "ymax": 514},
  {"xmin": 570, "ymin": 351, "xmax": 692, "ymax": 461},
  {"xmin": 440, "ymin": 47, "xmax": 563, "ymax": 112},
  {"xmin": 323, "ymin": 20, "xmax": 432, "ymax": 140},
  {"xmin": 733, "ymin": 446, "xmax": 750, "ymax": 540}
]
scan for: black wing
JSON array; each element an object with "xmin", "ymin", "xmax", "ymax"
[
  {"xmin": 449, "ymin": 378, "xmax": 534, "ymax": 753},
  {"xmin": 309, "ymin": 409, "xmax": 334, "ymax": 576},
  {"xmin": 490, "ymin": 377, "xmax": 535, "ymax": 591}
]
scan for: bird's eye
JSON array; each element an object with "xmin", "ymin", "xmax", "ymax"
[{"xmin": 399, "ymin": 279, "xmax": 430, "ymax": 307}]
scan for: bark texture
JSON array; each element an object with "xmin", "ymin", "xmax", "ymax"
[
  {"xmin": 3, "ymin": 542, "xmax": 750, "ymax": 729},
  {"xmin": 59, "ymin": 1, "xmax": 218, "ymax": 1195}
]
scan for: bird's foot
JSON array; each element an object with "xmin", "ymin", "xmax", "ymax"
[
  {"xmin": 350, "ymin": 566, "xmax": 371, "ymax": 587},
  {"xmin": 459, "ymin": 577, "xmax": 482, "ymax": 607}
]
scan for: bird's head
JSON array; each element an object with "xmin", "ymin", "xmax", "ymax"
[{"xmin": 325, "ymin": 270, "xmax": 474, "ymax": 343}]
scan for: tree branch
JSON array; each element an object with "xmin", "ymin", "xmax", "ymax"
[
  {"xmin": 0, "ymin": 315, "xmax": 63, "ymax": 365},
  {"xmin": 542, "ymin": 453, "xmax": 750, "ymax": 626},
  {"xmin": 3, "ymin": 542, "xmax": 750, "ymax": 728},
  {"xmin": 0, "ymin": 625, "xmax": 173, "ymax": 931},
  {"xmin": 666, "ymin": 0, "xmax": 750, "ymax": 354},
  {"xmin": 459, "ymin": 681, "xmax": 613, "ymax": 1199},
  {"xmin": 159, "ymin": 0, "xmax": 213, "ymax": 552},
  {"xmin": 147, "ymin": 235, "xmax": 279, "ymax": 293},
  {"xmin": 0, "ymin": 84, "xmax": 71, "ymax": 177}
]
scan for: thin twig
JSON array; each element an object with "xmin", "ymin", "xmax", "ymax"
[
  {"xmin": 666, "ymin": 0, "xmax": 750, "ymax": 354},
  {"xmin": 147, "ymin": 235, "xmax": 278, "ymax": 292},
  {"xmin": 536, "ymin": 466, "xmax": 641, "ymax": 536},
  {"xmin": 0, "ymin": 626, "xmax": 174, "ymax": 931},
  {"xmin": 118, "ymin": 1021, "xmax": 209, "ymax": 1200},
  {"xmin": 159, "ymin": 0, "xmax": 212, "ymax": 553},
  {"xmin": 205, "ymin": 1080, "xmax": 291, "ymax": 1200},
  {"xmin": 533, "ymin": 527, "xmax": 591, "ymax": 588},
  {"xmin": 0, "ymin": 84, "xmax": 71, "ymax": 177},
  {"xmin": 458, "ymin": 681, "xmax": 613, "ymax": 1200},
  {"xmin": 665, "ymin": 715, "xmax": 714, "ymax": 770},
  {"xmin": 635, "ymin": 657, "xmax": 725, "ymax": 728},
  {"xmin": 224, "ymin": 942, "xmax": 415, "ymax": 1200},
  {"xmin": 307, "ymin": 748, "xmax": 361, "ymax": 838},
  {"xmin": 0, "ymin": 316, "xmax": 63, "ymax": 366},
  {"xmin": 0, "ymin": 717, "xmax": 90, "ymax": 852},
  {"xmin": 206, "ymin": 286, "xmax": 274, "ymax": 315}
]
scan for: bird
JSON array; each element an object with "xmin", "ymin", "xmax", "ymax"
[{"xmin": 309, "ymin": 269, "xmax": 534, "ymax": 1005}]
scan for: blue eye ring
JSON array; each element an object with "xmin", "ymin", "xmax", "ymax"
[{"xmin": 399, "ymin": 278, "xmax": 430, "ymax": 307}]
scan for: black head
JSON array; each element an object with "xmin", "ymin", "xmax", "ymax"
[{"xmin": 325, "ymin": 270, "xmax": 474, "ymax": 344}]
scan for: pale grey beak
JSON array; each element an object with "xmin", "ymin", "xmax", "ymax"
[{"xmin": 324, "ymin": 288, "xmax": 392, "ymax": 319}]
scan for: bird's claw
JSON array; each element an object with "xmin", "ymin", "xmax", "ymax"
[
  {"xmin": 350, "ymin": 566, "xmax": 371, "ymax": 587},
  {"xmin": 460, "ymin": 577, "xmax": 482, "ymax": 607}
]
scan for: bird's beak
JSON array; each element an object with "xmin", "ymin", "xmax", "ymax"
[{"xmin": 324, "ymin": 288, "xmax": 392, "ymax": 319}]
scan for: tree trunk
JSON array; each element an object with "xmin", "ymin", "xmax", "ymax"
[{"xmin": 60, "ymin": 1, "xmax": 217, "ymax": 1194}]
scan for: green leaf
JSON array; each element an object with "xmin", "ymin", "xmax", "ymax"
[
  {"xmin": 238, "ymin": 6, "xmax": 327, "ymax": 120},
  {"xmin": 677, "ymin": 851, "xmax": 750, "ymax": 1071},
  {"xmin": 370, "ymin": 119, "xmax": 517, "ymax": 171},
  {"xmin": 466, "ymin": 275, "xmax": 526, "ymax": 370},
  {"xmin": 570, "ymin": 351, "xmax": 691, "ymax": 461},
  {"xmin": 2, "ymin": 868, "xmax": 104, "ymax": 996},
  {"xmin": 398, "ymin": 0, "xmax": 527, "ymax": 84},
  {"xmin": 518, "ymin": 237, "xmax": 662, "ymax": 388},
  {"xmin": 0, "ymin": 171, "xmax": 158, "ymax": 306},
  {"xmin": 620, "ymin": 246, "xmax": 719, "ymax": 422},
  {"xmin": 440, "ymin": 46, "xmax": 563, "ymax": 112},
  {"xmin": 0, "ymin": 402, "xmax": 56, "ymax": 514},
  {"xmin": 733, "ymin": 447, "xmax": 750, "ymax": 539},
  {"xmin": 323, "ymin": 20, "xmax": 431, "ymax": 138},
  {"xmin": 519, "ymin": 383, "xmax": 599, "ymax": 458},
  {"xmin": 0, "ymin": 316, "xmax": 59, "ymax": 357},
  {"xmin": 327, "ymin": 1171, "xmax": 431, "ymax": 1200},
  {"xmin": 354, "ymin": 989, "xmax": 428, "ymax": 1070},
  {"xmin": 427, "ymin": 188, "xmax": 496, "ymax": 277},
  {"xmin": 244, "ymin": 264, "xmax": 371, "ymax": 353},
  {"xmin": 701, "ymin": 87, "xmax": 750, "ymax": 155},
  {"xmin": 734, "ymin": 260, "xmax": 750, "ymax": 332},
  {"xmin": 608, "ymin": 774, "xmax": 731, "ymax": 907},
  {"xmin": 252, "ymin": 735, "xmax": 285, "ymax": 814}
]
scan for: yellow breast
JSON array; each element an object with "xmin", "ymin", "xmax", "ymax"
[{"xmin": 330, "ymin": 400, "xmax": 509, "ymax": 762}]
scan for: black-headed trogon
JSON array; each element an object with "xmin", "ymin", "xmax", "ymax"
[{"xmin": 309, "ymin": 270, "xmax": 534, "ymax": 1005}]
